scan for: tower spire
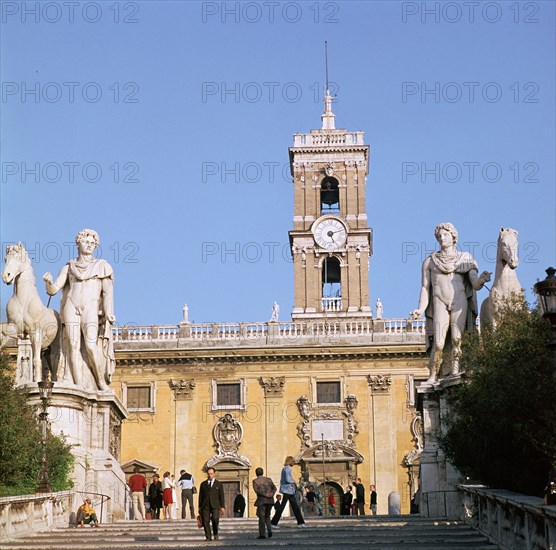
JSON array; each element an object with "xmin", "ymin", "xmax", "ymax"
[{"xmin": 321, "ymin": 41, "xmax": 336, "ymax": 130}]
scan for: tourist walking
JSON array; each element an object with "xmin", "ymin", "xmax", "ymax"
[
  {"xmin": 128, "ymin": 466, "xmax": 147, "ymax": 520},
  {"xmin": 198, "ymin": 467, "xmax": 225, "ymax": 541},
  {"xmin": 252, "ymin": 467, "xmax": 277, "ymax": 539},
  {"xmin": 178, "ymin": 468, "xmax": 196, "ymax": 519},
  {"xmin": 148, "ymin": 474, "xmax": 163, "ymax": 519},
  {"xmin": 272, "ymin": 494, "xmax": 282, "ymax": 520},
  {"xmin": 270, "ymin": 456, "xmax": 306, "ymax": 528}
]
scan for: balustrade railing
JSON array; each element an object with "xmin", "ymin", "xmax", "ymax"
[
  {"xmin": 112, "ymin": 317, "xmax": 426, "ymax": 346},
  {"xmin": 293, "ymin": 131, "xmax": 364, "ymax": 147},
  {"xmin": 322, "ymin": 297, "xmax": 342, "ymax": 312},
  {"xmin": 457, "ymin": 485, "xmax": 556, "ymax": 550}
]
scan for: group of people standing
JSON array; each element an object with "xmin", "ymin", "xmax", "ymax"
[
  {"xmin": 128, "ymin": 466, "xmax": 197, "ymax": 521},
  {"xmin": 340, "ymin": 479, "xmax": 377, "ymax": 516},
  {"xmin": 126, "ymin": 458, "xmax": 378, "ymax": 542}
]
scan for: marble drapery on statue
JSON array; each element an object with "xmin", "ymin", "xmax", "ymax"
[
  {"xmin": 411, "ymin": 223, "xmax": 491, "ymax": 383},
  {"xmin": 43, "ymin": 229, "xmax": 115, "ymax": 391}
]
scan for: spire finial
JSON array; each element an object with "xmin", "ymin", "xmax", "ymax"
[
  {"xmin": 321, "ymin": 41, "xmax": 336, "ymax": 130},
  {"xmin": 325, "ymin": 40, "xmax": 329, "ymax": 94}
]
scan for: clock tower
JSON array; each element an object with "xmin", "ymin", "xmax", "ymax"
[{"xmin": 289, "ymin": 87, "xmax": 372, "ymax": 320}]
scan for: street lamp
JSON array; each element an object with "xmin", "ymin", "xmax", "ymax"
[
  {"xmin": 36, "ymin": 379, "xmax": 54, "ymax": 493},
  {"xmin": 534, "ymin": 267, "xmax": 556, "ymax": 350},
  {"xmin": 533, "ymin": 267, "xmax": 556, "ymax": 505}
]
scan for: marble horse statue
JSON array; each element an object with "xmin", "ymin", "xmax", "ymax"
[
  {"xmin": 1, "ymin": 243, "xmax": 60, "ymax": 382},
  {"xmin": 480, "ymin": 228, "xmax": 522, "ymax": 331}
]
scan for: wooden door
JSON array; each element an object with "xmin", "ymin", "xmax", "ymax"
[{"xmin": 222, "ymin": 481, "xmax": 240, "ymax": 518}]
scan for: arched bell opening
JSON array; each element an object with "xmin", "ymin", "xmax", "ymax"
[
  {"xmin": 320, "ymin": 177, "xmax": 339, "ymax": 214},
  {"xmin": 322, "ymin": 256, "xmax": 342, "ymax": 312}
]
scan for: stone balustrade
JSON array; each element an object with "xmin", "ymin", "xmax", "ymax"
[
  {"xmin": 458, "ymin": 485, "xmax": 556, "ymax": 550},
  {"xmin": 112, "ymin": 317, "xmax": 426, "ymax": 347},
  {"xmin": 0, "ymin": 491, "xmax": 77, "ymax": 540},
  {"xmin": 293, "ymin": 130, "xmax": 365, "ymax": 147}
]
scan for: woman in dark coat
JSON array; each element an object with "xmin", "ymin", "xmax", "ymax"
[
  {"xmin": 148, "ymin": 474, "xmax": 163, "ymax": 519},
  {"xmin": 341, "ymin": 486, "xmax": 353, "ymax": 516}
]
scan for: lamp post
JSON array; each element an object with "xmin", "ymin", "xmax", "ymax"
[
  {"xmin": 321, "ymin": 433, "xmax": 328, "ymax": 517},
  {"xmin": 534, "ymin": 267, "xmax": 556, "ymax": 350},
  {"xmin": 533, "ymin": 266, "xmax": 556, "ymax": 505},
  {"xmin": 36, "ymin": 379, "xmax": 54, "ymax": 493}
]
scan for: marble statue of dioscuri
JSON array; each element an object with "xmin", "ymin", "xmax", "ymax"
[
  {"xmin": 1, "ymin": 243, "xmax": 61, "ymax": 382},
  {"xmin": 480, "ymin": 227, "xmax": 522, "ymax": 331},
  {"xmin": 411, "ymin": 223, "xmax": 491, "ymax": 383},
  {"xmin": 43, "ymin": 229, "xmax": 115, "ymax": 391}
]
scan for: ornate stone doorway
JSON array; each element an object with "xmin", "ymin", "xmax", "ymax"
[
  {"xmin": 204, "ymin": 458, "xmax": 250, "ymax": 518},
  {"xmin": 318, "ymin": 481, "xmax": 344, "ymax": 516}
]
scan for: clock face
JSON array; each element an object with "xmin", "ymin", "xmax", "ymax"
[{"xmin": 313, "ymin": 218, "xmax": 347, "ymax": 250}]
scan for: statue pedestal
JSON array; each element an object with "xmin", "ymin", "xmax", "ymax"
[
  {"xmin": 27, "ymin": 384, "xmax": 128, "ymax": 521},
  {"xmin": 417, "ymin": 376, "xmax": 462, "ymax": 518}
]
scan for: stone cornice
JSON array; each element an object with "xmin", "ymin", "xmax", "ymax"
[{"xmin": 115, "ymin": 343, "xmax": 427, "ymax": 368}]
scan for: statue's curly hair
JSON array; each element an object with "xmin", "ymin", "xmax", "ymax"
[
  {"xmin": 75, "ymin": 229, "xmax": 100, "ymax": 247},
  {"xmin": 434, "ymin": 223, "xmax": 458, "ymax": 245}
]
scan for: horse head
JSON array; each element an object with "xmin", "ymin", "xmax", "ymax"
[
  {"xmin": 2, "ymin": 243, "xmax": 31, "ymax": 285},
  {"xmin": 498, "ymin": 228, "xmax": 519, "ymax": 270}
]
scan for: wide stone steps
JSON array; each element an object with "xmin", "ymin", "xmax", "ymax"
[{"xmin": 0, "ymin": 516, "xmax": 495, "ymax": 549}]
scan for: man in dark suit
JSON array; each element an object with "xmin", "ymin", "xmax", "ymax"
[
  {"xmin": 198, "ymin": 467, "xmax": 225, "ymax": 541},
  {"xmin": 353, "ymin": 477, "xmax": 366, "ymax": 516}
]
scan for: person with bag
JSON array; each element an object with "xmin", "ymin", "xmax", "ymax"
[
  {"xmin": 198, "ymin": 467, "xmax": 225, "ymax": 541},
  {"xmin": 270, "ymin": 456, "xmax": 306, "ymax": 528},
  {"xmin": 252, "ymin": 467, "xmax": 277, "ymax": 539},
  {"xmin": 177, "ymin": 468, "xmax": 196, "ymax": 519}
]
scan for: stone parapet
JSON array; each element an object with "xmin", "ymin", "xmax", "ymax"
[
  {"xmin": 458, "ymin": 485, "xmax": 556, "ymax": 550},
  {"xmin": 113, "ymin": 318, "xmax": 426, "ymax": 349},
  {"xmin": 0, "ymin": 491, "xmax": 76, "ymax": 540}
]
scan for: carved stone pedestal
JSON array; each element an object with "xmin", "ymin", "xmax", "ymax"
[
  {"xmin": 26, "ymin": 384, "xmax": 128, "ymax": 521},
  {"xmin": 417, "ymin": 376, "xmax": 462, "ymax": 518}
]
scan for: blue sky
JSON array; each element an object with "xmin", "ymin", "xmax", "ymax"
[{"xmin": 1, "ymin": 0, "xmax": 555, "ymax": 326}]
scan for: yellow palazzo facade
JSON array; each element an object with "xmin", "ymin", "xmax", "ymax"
[{"xmin": 112, "ymin": 94, "xmax": 429, "ymax": 516}]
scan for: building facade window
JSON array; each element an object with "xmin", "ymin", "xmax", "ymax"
[
  {"xmin": 122, "ymin": 382, "xmax": 156, "ymax": 412},
  {"xmin": 316, "ymin": 381, "xmax": 341, "ymax": 404},
  {"xmin": 211, "ymin": 379, "xmax": 246, "ymax": 411}
]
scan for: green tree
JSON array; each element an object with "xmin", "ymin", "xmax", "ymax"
[
  {"xmin": 0, "ymin": 354, "xmax": 74, "ymax": 496},
  {"xmin": 440, "ymin": 298, "xmax": 556, "ymax": 496}
]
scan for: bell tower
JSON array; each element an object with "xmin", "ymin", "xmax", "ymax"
[{"xmin": 289, "ymin": 61, "xmax": 372, "ymax": 320}]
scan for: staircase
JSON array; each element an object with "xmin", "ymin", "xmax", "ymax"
[{"xmin": 0, "ymin": 515, "xmax": 496, "ymax": 549}]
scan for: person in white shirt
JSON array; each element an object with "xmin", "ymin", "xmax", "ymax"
[{"xmin": 177, "ymin": 468, "xmax": 196, "ymax": 519}]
